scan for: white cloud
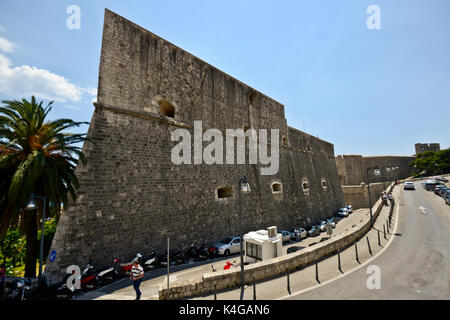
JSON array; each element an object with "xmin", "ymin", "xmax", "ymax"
[
  {"xmin": 81, "ymin": 87, "xmax": 97, "ymax": 96},
  {"xmin": 0, "ymin": 36, "xmax": 14, "ymax": 53},
  {"xmin": 0, "ymin": 53, "xmax": 83, "ymax": 103},
  {"xmin": 63, "ymin": 105, "xmax": 80, "ymax": 110}
]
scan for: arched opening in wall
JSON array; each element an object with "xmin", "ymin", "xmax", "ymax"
[
  {"xmin": 302, "ymin": 181, "xmax": 310, "ymax": 192},
  {"xmin": 282, "ymin": 136, "xmax": 288, "ymax": 146},
  {"xmin": 271, "ymin": 182, "xmax": 283, "ymax": 193},
  {"xmin": 217, "ymin": 187, "xmax": 233, "ymax": 199},
  {"xmin": 159, "ymin": 99, "xmax": 175, "ymax": 118},
  {"xmin": 321, "ymin": 179, "xmax": 328, "ymax": 190},
  {"xmin": 248, "ymin": 91, "xmax": 257, "ymax": 105}
]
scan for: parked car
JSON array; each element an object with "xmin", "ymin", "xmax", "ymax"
[
  {"xmin": 280, "ymin": 231, "xmax": 291, "ymax": 243},
  {"xmin": 213, "ymin": 236, "xmax": 242, "ymax": 256},
  {"xmin": 438, "ymin": 188, "xmax": 450, "ymax": 197},
  {"xmin": 335, "ymin": 208, "xmax": 349, "ymax": 217},
  {"xmin": 404, "ymin": 182, "xmax": 415, "ymax": 190},
  {"xmin": 434, "ymin": 185, "xmax": 446, "ymax": 195},
  {"xmin": 319, "ymin": 221, "xmax": 329, "ymax": 232},
  {"xmin": 307, "ymin": 226, "xmax": 320, "ymax": 237},
  {"xmin": 345, "ymin": 205, "xmax": 353, "ymax": 214},
  {"xmin": 433, "ymin": 176, "xmax": 449, "ymax": 183},
  {"xmin": 445, "ymin": 193, "xmax": 450, "ymax": 205},
  {"xmin": 424, "ymin": 180, "xmax": 444, "ymax": 191},
  {"xmin": 290, "ymin": 228, "xmax": 307, "ymax": 240}
]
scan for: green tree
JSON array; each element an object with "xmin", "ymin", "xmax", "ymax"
[
  {"xmin": 411, "ymin": 148, "xmax": 450, "ymax": 176},
  {"xmin": 0, "ymin": 96, "xmax": 89, "ymax": 277}
]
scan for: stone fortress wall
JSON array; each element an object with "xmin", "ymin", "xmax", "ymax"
[
  {"xmin": 46, "ymin": 9, "xmax": 343, "ymax": 283},
  {"xmin": 335, "ymin": 154, "xmax": 416, "ymax": 186},
  {"xmin": 336, "ymin": 154, "xmax": 415, "ymax": 210}
]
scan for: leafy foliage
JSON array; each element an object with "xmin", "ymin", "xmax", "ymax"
[
  {"xmin": 0, "ymin": 96, "xmax": 90, "ymax": 237},
  {"xmin": 410, "ymin": 148, "xmax": 450, "ymax": 176},
  {"xmin": 0, "ymin": 228, "xmax": 26, "ymax": 275}
]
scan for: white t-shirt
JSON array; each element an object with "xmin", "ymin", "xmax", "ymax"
[{"xmin": 131, "ymin": 265, "xmax": 144, "ymax": 280}]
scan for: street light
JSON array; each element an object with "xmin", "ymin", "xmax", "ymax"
[
  {"xmin": 366, "ymin": 166, "xmax": 380, "ymax": 227},
  {"xmin": 25, "ymin": 194, "xmax": 47, "ymax": 284},
  {"xmin": 381, "ymin": 165, "xmax": 392, "ymax": 191},
  {"xmin": 238, "ymin": 176, "xmax": 251, "ymax": 300}
]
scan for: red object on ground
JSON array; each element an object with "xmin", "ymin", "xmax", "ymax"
[{"xmin": 223, "ymin": 261, "xmax": 233, "ymax": 270}]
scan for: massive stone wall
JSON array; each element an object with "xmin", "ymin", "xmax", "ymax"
[
  {"xmin": 341, "ymin": 182, "xmax": 386, "ymax": 210},
  {"xmin": 45, "ymin": 9, "xmax": 343, "ymax": 283},
  {"xmin": 335, "ymin": 155, "xmax": 415, "ymax": 186}
]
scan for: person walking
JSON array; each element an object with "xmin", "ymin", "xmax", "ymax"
[
  {"xmin": 130, "ymin": 259, "xmax": 144, "ymax": 300},
  {"xmin": 382, "ymin": 192, "xmax": 388, "ymax": 206},
  {"xmin": 388, "ymin": 192, "xmax": 395, "ymax": 206}
]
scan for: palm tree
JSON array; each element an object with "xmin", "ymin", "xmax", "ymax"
[{"xmin": 0, "ymin": 96, "xmax": 90, "ymax": 277}]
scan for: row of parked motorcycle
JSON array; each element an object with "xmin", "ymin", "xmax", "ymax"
[{"xmin": 2, "ymin": 240, "xmax": 220, "ymax": 300}]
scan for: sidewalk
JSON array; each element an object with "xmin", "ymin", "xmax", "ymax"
[{"xmin": 191, "ymin": 186, "xmax": 400, "ymax": 300}]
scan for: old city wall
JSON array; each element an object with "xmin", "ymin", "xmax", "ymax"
[
  {"xmin": 341, "ymin": 182, "xmax": 385, "ymax": 210},
  {"xmin": 336, "ymin": 155, "xmax": 415, "ymax": 186},
  {"xmin": 46, "ymin": 10, "xmax": 343, "ymax": 283}
]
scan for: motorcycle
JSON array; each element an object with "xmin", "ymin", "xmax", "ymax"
[
  {"xmin": 55, "ymin": 263, "xmax": 98, "ymax": 299},
  {"xmin": 141, "ymin": 250, "xmax": 157, "ymax": 271},
  {"xmin": 7, "ymin": 278, "xmax": 34, "ymax": 300},
  {"xmin": 158, "ymin": 248, "xmax": 185, "ymax": 267},
  {"xmin": 97, "ymin": 253, "xmax": 142, "ymax": 284},
  {"xmin": 185, "ymin": 242, "xmax": 208, "ymax": 261}
]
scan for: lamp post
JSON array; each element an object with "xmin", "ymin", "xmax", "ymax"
[
  {"xmin": 238, "ymin": 176, "xmax": 251, "ymax": 300},
  {"xmin": 365, "ymin": 166, "xmax": 380, "ymax": 227},
  {"xmin": 25, "ymin": 194, "xmax": 47, "ymax": 284},
  {"xmin": 381, "ymin": 166, "xmax": 392, "ymax": 191}
]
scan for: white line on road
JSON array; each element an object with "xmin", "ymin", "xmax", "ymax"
[
  {"xmin": 277, "ymin": 203, "xmax": 400, "ymax": 300},
  {"xmin": 418, "ymin": 206, "xmax": 427, "ymax": 215}
]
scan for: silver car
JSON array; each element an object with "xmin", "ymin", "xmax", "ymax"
[{"xmin": 213, "ymin": 236, "xmax": 242, "ymax": 256}]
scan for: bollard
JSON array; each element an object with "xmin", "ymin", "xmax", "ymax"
[
  {"xmin": 253, "ymin": 274, "xmax": 256, "ymax": 300},
  {"xmin": 367, "ymin": 236, "xmax": 372, "ymax": 256},
  {"xmin": 214, "ymin": 281, "xmax": 217, "ymax": 300},
  {"xmin": 386, "ymin": 219, "xmax": 390, "ymax": 231},
  {"xmin": 355, "ymin": 242, "xmax": 360, "ymax": 264},
  {"xmin": 378, "ymin": 229, "xmax": 381, "ymax": 246},
  {"xmin": 338, "ymin": 250, "xmax": 342, "ymax": 273},
  {"xmin": 287, "ymin": 270, "xmax": 291, "ymax": 295},
  {"xmin": 383, "ymin": 224, "xmax": 387, "ymax": 240},
  {"xmin": 315, "ymin": 263, "xmax": 320, "ymax": 283},
  {"xmin": 171, "ymin": 288, "xmax": 175, "ymax": 300}
]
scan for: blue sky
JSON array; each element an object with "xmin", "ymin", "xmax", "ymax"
[{"xmin": 0, "ymin": 0, "xmax": 449, "ymax": 156}]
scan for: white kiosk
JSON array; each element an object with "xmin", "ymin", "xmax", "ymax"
[{"xmin": 243, "ymin": 226, "xmax": 283, "ymax": 263}]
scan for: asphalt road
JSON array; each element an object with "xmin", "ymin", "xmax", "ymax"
[{"xmin": 286, "ymin": 180, "xmax": 450, "ymax": 300}]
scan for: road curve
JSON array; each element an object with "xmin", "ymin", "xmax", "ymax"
[{"xmin": 287, "ymin": 181, "xmax": 450, "ymax": 300}]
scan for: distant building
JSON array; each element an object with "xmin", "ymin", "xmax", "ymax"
[{"xmin": 415, "ymin": 143, "xmax": 440, "ymax": 155}]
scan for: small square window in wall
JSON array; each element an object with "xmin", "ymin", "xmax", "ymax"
[
  {"xmin": 271, "ymin": 182, "xmax": 283, "ymax": 194},
  {"xmin": 217, "ymin": 187, "xmax": 233, "ymax": 199}
]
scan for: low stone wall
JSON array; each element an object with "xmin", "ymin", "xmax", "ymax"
[
  {"xmin": 341, "ymin": 182, "xmax": 386, "ymax": 210},
  {"xmin": 158, "ymin": 183, "xmax": 395, "ymax": 300}
]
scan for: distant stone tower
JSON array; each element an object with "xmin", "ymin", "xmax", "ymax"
[{"xmin": 415, "ymin": 143, "xmax": 440, "ymax": 155}]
